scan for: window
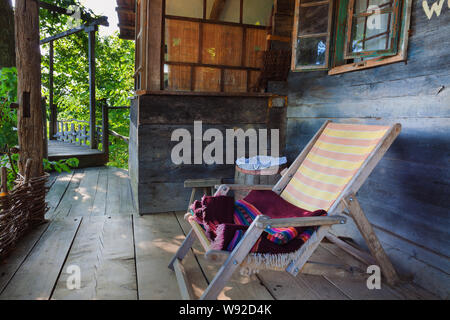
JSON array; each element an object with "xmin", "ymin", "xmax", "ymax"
[
  {"xmin": 163, "ymin": 0, "xmax": 274, "ymax": 93},
  {"xmin": 291, "ymin": 0, "xmax": 412, "ymax": 74},
  {"xmin": 292, "ymin": 0, "xmax": 334, "ymax": 70}
]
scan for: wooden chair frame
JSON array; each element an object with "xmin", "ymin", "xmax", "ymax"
[{"xmin": 169, "ymin": 120, "xmax": 402, "ymax": 300}]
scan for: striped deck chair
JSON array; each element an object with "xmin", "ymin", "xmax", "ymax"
[{"xmin": 169, "ymin": 121, "xmax": 402, "ymax": 300}]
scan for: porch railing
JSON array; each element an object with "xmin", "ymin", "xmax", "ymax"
[
  {"xmin": 48, "ymin": 102, "xmax": 131, "ymax": 163},
  {"xmin": 54, "ymin": 119, "xmax": 100, "ymax": 146}
]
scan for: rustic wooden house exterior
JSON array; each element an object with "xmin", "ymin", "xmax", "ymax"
[{"xmin": 115, "ymin": 0, "xmax": 449, "ymax": 299}]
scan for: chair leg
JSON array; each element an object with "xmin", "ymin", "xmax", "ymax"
[
  {"xmin": 343, "ymin": 194, "xmax": 399, "ymax": 286},
  {"xmin": 286, "ymin": 225, "xmax": 330, "ymax": 276},
  {"xmin": 200, "ymin": 216, "xmax": 267, "ymax": 300},
  {"xmin": 168, "ymin": 229, "xmax": 197, "ymax": 271}
]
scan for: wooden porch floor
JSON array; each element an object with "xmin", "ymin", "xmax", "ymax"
[
  {"xmin": 48, "ymin": 140, "xmax": 106, "ymax": 168},
  {"xmin": 0, "ymin": 167, "xmax": 437, "ymax": 300}
]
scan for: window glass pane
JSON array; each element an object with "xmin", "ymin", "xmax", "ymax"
[
  {"xmin": 166, "ymin": 0, "xmax": 204, "ymax": 18},
  {"xmin": 350, "ymin": 12, "xmax": 393, "ymax": 53},
  {"xmin": 296, "ymin": 36, "xmax": 327, "ymax": 66},
  {"xmin": 243, "ymin": 0, "xmax": 274, "ymax": 26},
  {"xmin": 206, "ymin": 0, "xmax": 240, "ymax": 23},
  {"xmin": 298, "ymin": 4, "xmax": 329, "ymax": 35},
  {"xmin": 355, "ymin": 0, "xmax": 392, "ymax": 14}
]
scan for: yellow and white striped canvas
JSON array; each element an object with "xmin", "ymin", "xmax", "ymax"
[{"xmin": 281, "ymin": 123, "xmax": 390, "ymax": 212}]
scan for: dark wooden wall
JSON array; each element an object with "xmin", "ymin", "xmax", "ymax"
[
  {"xmin": 129, "ymin": 94, "xmax": 286, "ymax": 214},
  {"xmin": 274, "ymin": 2, "xmax": 449, "ymax": 298}
]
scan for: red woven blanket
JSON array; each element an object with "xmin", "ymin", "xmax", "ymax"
[{"xmin": 191, "ymin": 190, "xmax": 327, "ymax": 254}]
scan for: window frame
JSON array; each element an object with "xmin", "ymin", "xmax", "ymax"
[
  {"xmin": 290, "ymin": 0, "xmax": 412, "ymax": 75},
  {"xmin": 291, "ymin": 0, "xmax": 335, "ymax": 71},
  {"xmin": 162, "ymin": 0, "xmax": 273, "ymax": 93},
  {"xmin": 343, "ymin": 0, "xmax": 403, "ymax": 60}
]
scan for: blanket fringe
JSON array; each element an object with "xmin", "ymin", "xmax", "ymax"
[{"xmin": 239, "ymin": 252, "xmax": 299, "ymax": 276}]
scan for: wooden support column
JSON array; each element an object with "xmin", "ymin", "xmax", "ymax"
[
  {"xmin": 14, "ymin": 0, "xmax": 44, "ymax": 177},
  {"xmin": 101, "ymin": 100, "xmax": 109, "ymax": 163},
  {"xmin": 42, "ymin": 98, "xmax": 48, "ymax": 159},
  {"xmin": 87, "ymin": 25, "xmax": 98, "ymax": 149},
  {"xmin": 49, "ymin": 40, "xmax": 57, "ymax": 140},
  {"xmin": 147, "ymin": 0, "xmax": 164, "ymax": 91}
]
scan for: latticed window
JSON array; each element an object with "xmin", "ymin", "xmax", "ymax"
[
  {"xmin": 344, "ymin": 0, "xmax": 402, "ymax": 59},
  {"xmin": 291, "ymin": 0, "xmax": 412, "ymax": 74}
]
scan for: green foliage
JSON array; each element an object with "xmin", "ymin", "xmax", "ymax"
[
  {"xmin": 40, "ymin": 3, "xmax": 135, "ymax": 169},
  {"xmin": 0, "ymin": 67, "xmax": 18, "ymax": 148},
  {"xmin": 43, "ymin": 157, "xmax": 79, "ymax": 174},
  {"xmin": 1, "ymin": 153, "xmax": 79, "ymax": 190},
  {"xmin": 0, "ymin": 2, "xmax": 134, "ymax": 172},
  {"xmin": 0, "ymin": 153, "xmax": 18, "ymax": 190}
]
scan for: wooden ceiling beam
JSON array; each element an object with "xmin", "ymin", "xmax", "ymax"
[
  {"xmin": 209, "ymin": 0, "xmax": 227, "ymax": 20},
  {"xmin": 116, "ymin": 7, "xmax": 135, "ymax": 15},
  {"xmin": 118, "ymin": 24, "xmax": 135, "ymax": 31}
]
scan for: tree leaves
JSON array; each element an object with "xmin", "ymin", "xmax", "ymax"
[{"xmin": 39, "ymin": 2, "xmax": 135, "ymax": 169}]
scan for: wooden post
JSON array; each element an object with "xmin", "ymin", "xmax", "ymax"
[
  {"xmin": 0, "ymin": 167, "xmax": 8, "ymax": 195},
  {"xmin": 42, "ymin": 98, "xmax": 48, "ymax": 159},
  {"xmin": 101, "ymin": 100, "xmax": 109, "ymax": 163},
  {"xmin": 0, "ymin": 0, "xmax": 16, "ymax": 68},
  {"xmin": 147, "ymin": 0, "xmax": 164, "ymax": 91},
  {"xmin": 86, "ymin": 25, "xmax": 98, "ymax": 149},
  {"xmin": 14, "ymin": 0, "xmax": 44, "ymax": 177},
  {"xmin": 49, "ymin": 40, "xmax": 57, "ymax": 140}
]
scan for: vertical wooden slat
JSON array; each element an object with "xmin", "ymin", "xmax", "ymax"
[
  {"xmin": 49, "ymin": 40, "xmax": 57, "ymax": 140},
  {"xmin": 42, "ymin": 98, "xmax": 48, "ymax": 159},
  {"xmin": 240, "ymin": 0, "xmax": 244, "ymax": 24},
  {"xmin": 87, "ymin": 26, "xmax": 98, "ymax": 149},
  {"xmin": 146, "ymin": 0, "xmax": 164, "ymax": 91},
  {"xmin": 160, "ymin": 0, "xmax": 166, "ymax": 90},
  {"xmin": 102, "ymin": 101, "xmax": 109, "ymax": 163}
]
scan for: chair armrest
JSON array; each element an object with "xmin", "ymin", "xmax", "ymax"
[
  {"xmin": 184, "ymin": 178, "xmax": 222, "ymax": 188},
  {"xmin": 261, "ymin": 216, "xmax": 347, "ymax": 228}
]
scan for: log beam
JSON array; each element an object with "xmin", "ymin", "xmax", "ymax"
[{"xmin": 15, "ymin": 0, "xmax": 44, "ymax": 177}]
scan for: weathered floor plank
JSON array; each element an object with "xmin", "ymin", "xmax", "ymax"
[
  {"xmin": 52, "ymin": 169, "xmax": 85, "ymax": 218},
  {"xmin": 0, "ymin": 217, "xmax": 81, "ymax": 300},
  {"xmin": 134, "ymin": 212, "xmax": 209, "ymax": 300},
  {"xmin": 45, "ymin": 171, "xmax": 74, "ymax": 220},
  {"xmin": 118, "ymin": 168, "xmax": 136, "ymax": 215},
  {"xmin": 106, "ymin": 168, "xmax": 122, "ymax": 215},
  {"xmin": 0, "ymin": 222, "xmax": 50, "ymax": 294},
  {"xmin": 175, "ymin": 212, "xmax": 274, "ymax": 300},
  {"xmin": 321, "ymin": 242, "xmax": 437, "ymax": 300},
  {"xmin": 91, "ymin": 167, "xmax": 109, "ymax": 216},
  {"xmin": 69, "ymin": 167, "xmax": 100, "ymax": 216},
  {"xmin": 51, "ymin": 215, "xmax": 137, "ymax": 300},
  {"xmin": 315, "ymin": 244, "xmax": 400, "ymax": 300},
  {"xmin": 0, "ymin": 167, "xmax": 438, "ymax": 300}
]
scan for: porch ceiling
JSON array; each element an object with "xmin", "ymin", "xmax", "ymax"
[{"xmin": 116, "ymin": 0, "xmax": 136, "ymax": 40}]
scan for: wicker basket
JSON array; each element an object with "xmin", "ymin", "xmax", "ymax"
[{"xmin": 0, "ymin": 163, "xmax": 48, "ymax": 260}]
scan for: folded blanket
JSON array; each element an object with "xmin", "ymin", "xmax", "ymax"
[
  {"xmin": 234, "ymin": 199, "xmax": 298, "ymax": 245},
  {"xmin": 191, "ymin": 195, "xmax": 235, "ymax": 241},
  {"xmin": 191, "ymin": 190, "xmax": 327, "ymax": 254}
]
